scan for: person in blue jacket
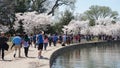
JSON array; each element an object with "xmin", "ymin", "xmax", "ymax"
[
  {"xmin": 53, "ymin": 34, "xmax": 58, "ymax": 46},
  {"xmin": 12, "ymin": 33, "xmax": 22, "ymax": 58},
  {"xmin": 37, "ymin": 31, "xmax": 44, "ymax": 59}
]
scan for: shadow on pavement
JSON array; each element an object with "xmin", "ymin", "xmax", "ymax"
[
  {"xmin": 0, "ymin": 59, "xmax": 13, "ymax": 62},
  {"xmin": 27, "ymin": 56, "xmax": 36, "ymax": 58},
  {"xmin": 40, "ymin": 56, "xmax": 49, "ymax": 60}
]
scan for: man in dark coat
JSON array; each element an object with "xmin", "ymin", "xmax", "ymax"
[{"xmin": 0, "ymin": 32, "xmax": 8, "ymax": 60}]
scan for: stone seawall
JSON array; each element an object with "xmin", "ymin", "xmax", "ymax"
[{"xmin": 50, "ymin": 40, "xmax": 120, "ymax": 68}]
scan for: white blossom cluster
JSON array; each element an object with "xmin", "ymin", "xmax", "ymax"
[
  {"xmin": 14, "ymin": 11, "xmax": 52, "ymax": 33},
  {"xmin": 62, "ymin": 20, "xmax": 89, "ymax": 34},
  {"xmin": 0, "ymin": 25, "xmax": 9, "ymax": 32},
  {"xmin": 63, "ymin": 17, "xmax": 120, "ymax": 37}
]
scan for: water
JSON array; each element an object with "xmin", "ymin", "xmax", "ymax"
[{"xmin": 52, "ymin": 43, "xmax": 120, "ymax": 68}]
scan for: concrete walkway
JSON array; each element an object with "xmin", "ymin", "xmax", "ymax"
[
  {"xmin": 0, "ymin": 39, "xmax": 96, "ymax": 68},
  {"xmin": 0, "ymin": 44, "xmax": 63, "ymax": 68}
]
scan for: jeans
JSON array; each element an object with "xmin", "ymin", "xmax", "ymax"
[
  {"xmin": 24, "ymin": 47, "xmax": 29, "ymax": 57},
  {"xmin": 49, "ymin": 41, "xmax": 52, "ymax": 46},
  {"xmin": 0, "ymin": 47, "xmax": 5, "ymax": 59},
  {"xmin": 44, "ymin": 43, "xmax": 48, "ymax": 50},
  {"xmin": 53, "ymin": 41, "xmax": 57, "ymax": 46}
]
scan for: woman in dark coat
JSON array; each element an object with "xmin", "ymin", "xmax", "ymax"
[{"xmin": 0, "ymin": 32, "xmax": 8, "ymax": 60}]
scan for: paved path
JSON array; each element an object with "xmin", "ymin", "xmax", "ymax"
[
  {"xmin": 0, "ymin": 39, "xmax": 97, "ymax": 68},
  {"xmin": 0, "ymin": 44, "xmax": 63, "ymax": 68}
]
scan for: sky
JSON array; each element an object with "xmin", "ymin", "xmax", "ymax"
[{"xmin": 74, "ymin": 0, "xmax": 120, "ymax": 15}]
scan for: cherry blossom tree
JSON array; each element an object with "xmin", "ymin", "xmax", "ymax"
[
  {"xmin": 14, "ymin": 11, "xmax": 52, "ymax": 34},
  {"xmin": 62, "ymin": 20, "xmax": 89, "ymax": 34},
  {"xmin": 63, "ymin": 17, "xmax": 120, "ymax": 37},
  {"xmin": 14, "ymin": 0, "xmax": 76, "ymax": 15}
]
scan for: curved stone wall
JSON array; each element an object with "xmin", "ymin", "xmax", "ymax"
[{"xmin": 49, "ymin": 40, "xmax": 120, "ymax": 68}]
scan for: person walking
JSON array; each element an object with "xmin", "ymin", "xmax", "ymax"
[
  {"xmin": 59, "ymin": 35, "xmax": 63, "ymax": 44},
  {"xmin": 23, "ymin": 34, "xmax": 30, "ymax": 57},
  {"xmin": 28, "ymin": 34, "xmax": 33, "ymax": 47},
  {"xmin": 37, "ymin": 31, "xmax": 44, "ymax": 59},
  {"xmin": 12, "ymin": 33, "xmax": 22, "ymax": 58},
  {"xmin": 53, "ymin": 34, "xmax": 58, "ymax": 46},
  {"xmin": 48, "ymin": 34, "xmax": 53, "ymax": 46},
  {"xmin": 33, "ymin": 34, "xmax": 37, "ymax": 48},
  {"xmin": 0, "ymin": 32, "xmax": 8, "ymax": 60},
  {"xmin": 62, "ymin": 34, "xmax": 66, "ymax": 46},
  {"xmin": 44, "ymin": 35, "xmax": 48, "ymax": 50}
]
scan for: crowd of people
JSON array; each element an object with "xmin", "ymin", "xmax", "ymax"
[
  {"xmin": 0, "ymin": 31, "xmax": 73, "ymax": 60},
  {"xmin": 0, "ymin": 31, "xmax": 120, "ymax": 61}
]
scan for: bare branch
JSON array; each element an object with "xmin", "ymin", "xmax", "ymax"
[{"xmin": 48, "ymin": 0, "xmax": 60, "ymax": 15}]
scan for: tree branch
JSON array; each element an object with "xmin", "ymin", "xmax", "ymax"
[
  {"xmin": 47, "ymin": 0, "xmax": 60, "ymax": 15},
  {"xmin": 39, "ymin": 0, "xmax": 47, "ymax": 5}
]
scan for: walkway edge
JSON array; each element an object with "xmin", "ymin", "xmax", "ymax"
[{"xmin": 49, "ymin": 40, "xmax": 120, "ymax": 68}]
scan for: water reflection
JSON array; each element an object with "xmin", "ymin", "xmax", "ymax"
[{"xmin": 52, "ymin": 43, "xmax": 120, "ymax": 68}]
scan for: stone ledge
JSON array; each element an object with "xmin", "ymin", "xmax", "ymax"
[{"xmin": 50, "ymin": 40, "xmax": 120, "ymax": 68}]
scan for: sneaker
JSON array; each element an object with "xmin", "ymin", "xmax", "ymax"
[
  {"xmin": 2, "ymin": 58, "xmax": 4, "ymax": 61},
  {"xmin": 18, "ymin": 56, "xmax": 22, "ymax": 58},
  {"xmin": 38, "ymin": 56, "xmax": 40, "ymax": 59},
  {"xmin": 13, "ymin": 54, "xmax": 16, "ymax": 58},
  {"xmin": 40, "ymin": 56, "xmax": 43, "ymax": 59},
  {"xmin": 25, "ymin": 55, "xmax": 28, "ymax": 57},
  {"xmin": 38, "ymin": 56, "xmax": 43, "ymax": 59}
]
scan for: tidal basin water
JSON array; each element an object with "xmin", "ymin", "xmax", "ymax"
[{"xmin": 52, "ymin": 43, "xmax": 120, "ymax": 68}]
